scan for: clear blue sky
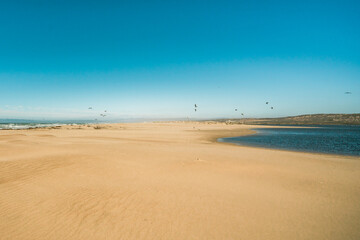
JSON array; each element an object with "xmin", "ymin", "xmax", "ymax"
[{"xmin": 0, "ymin": 0, "xmax": 359, "ymax": 120}]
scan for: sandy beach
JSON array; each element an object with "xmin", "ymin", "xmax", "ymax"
[{"xmin": 0, "ymin": 122, "xmax": 359, "ymax": 240}]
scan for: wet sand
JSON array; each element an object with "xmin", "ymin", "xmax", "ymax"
[{"xmin": 0, "ymin": 122, "xmax": 359, "ymax": 239}]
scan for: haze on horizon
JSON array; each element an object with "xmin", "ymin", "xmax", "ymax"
[{"xmin": 0, "ymin": 0, "xmax": 359, "ymax": 120}]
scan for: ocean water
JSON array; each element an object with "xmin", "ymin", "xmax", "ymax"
[
  {"xmin": 0, "ymin": 123, "xmax": 63, "ymax": 130},
  {"xmin": 0, "ymin": 119, "xmax": 94, "ymax": 130},
  {"xmin": 218, "ymin": 125, "xmax": 360, "ymax": 156}
]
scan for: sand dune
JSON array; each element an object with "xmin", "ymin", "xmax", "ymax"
[{"xmin": 0, "ymin": 122, "xmax": 359, "ymax": 239}]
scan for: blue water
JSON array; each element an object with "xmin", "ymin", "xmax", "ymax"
[
  {"xmin": 218, "ymin": 126, "xmax": 360, "ymax": 156},
  {"xmin": 0, "ymin": 119, "xmax": 95, "ymax": 130}
]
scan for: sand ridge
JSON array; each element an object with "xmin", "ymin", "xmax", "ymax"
[{"xmin": 0, "ymin": 122, "xmax": 359, "ymax": 239}]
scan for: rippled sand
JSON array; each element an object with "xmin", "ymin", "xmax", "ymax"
[{"xmin": 0, "ymin": 122, "xmax": 359, "ymax": 239}]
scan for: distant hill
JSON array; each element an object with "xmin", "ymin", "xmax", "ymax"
[{"xmin": 218, "ymin": 114, "xmax": 360, "ymax": 125}]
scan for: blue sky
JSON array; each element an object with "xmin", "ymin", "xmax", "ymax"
[{"xmin": 0, "ymin": 0, "xmax": 359, "ymax": 120}]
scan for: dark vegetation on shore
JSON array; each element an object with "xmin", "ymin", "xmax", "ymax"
[{"xmin": 216, "ymin": 114, "xmax": 360, "ymax": 126}]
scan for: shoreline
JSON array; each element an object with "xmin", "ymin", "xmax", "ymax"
[{"xmin": 2, "ymin": 122, "xmax": 359, "ymax": 158}]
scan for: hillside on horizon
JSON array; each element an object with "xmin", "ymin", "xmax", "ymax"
[{"xmin": 220, "ymin": 113, "xmax": 360, "ymax": 125}]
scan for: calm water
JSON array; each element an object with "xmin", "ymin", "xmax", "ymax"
[{"xmin": 218, "ymin": 126, "xmax": 360, "ymax": 156}]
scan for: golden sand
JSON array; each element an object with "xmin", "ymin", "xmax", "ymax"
[{"xmin": 0, "ymin": 122, "xmax": 359, "ymax": 239}]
